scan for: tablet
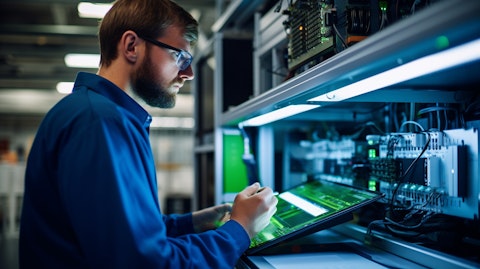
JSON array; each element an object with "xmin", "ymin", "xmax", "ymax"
[{"xmin": 246, "ymin": 179, "xmax": 383, "ymax": 255}]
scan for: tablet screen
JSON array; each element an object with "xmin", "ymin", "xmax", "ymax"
[{"xmin": 246, "ymin": 180, "xmax": 383, "ymax": 255}]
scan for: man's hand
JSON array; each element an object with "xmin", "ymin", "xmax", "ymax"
[
  {"xmin": 230, "ymin": 182, "xmax": 278, "ymax": 238},
  {"xmin": 192, "ymin": 203, "xmax": 232, "ymax": 233}
]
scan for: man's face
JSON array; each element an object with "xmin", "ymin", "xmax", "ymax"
[
  {"xmin": 131, "ymin": 47, "xmax": 176, "ymax": 108},
  {"xmin": 130, "ymin": 26, "xmax": 194, "ymax": 109}
]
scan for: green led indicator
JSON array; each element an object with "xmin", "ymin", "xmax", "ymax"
[
  {"xmin": 368, "ymin": 180, "xmax": 376, "ymax": 191},
  {"xmin": 436, "ymin": 36, "xmax": 449, "ymax": 50},
  {"xmin": 379, "ymin": 1, "xmax": 387, "ymax": 11}
]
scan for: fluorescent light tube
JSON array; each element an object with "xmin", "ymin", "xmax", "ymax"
[
  {"xmin": 240, "ymin": 104, "xmax": 320, "ymax": 127},
  {"xmin": 56, "ymin": 82, "xmax": 74, "ymax": 94},
  {"xmin": 78, "ymin": 2, "xmax": 112, "ymax": 18},
  {"xmin": 308, "ymin": 38, "xmax": 480, "ymax": 102},
  {"xmin": 64, "ymin": 53, "xmax": 100, "ymax": 68},
  {"xmin": 150, "ymin": 117, "xmax": 194, "ymax": 129}
]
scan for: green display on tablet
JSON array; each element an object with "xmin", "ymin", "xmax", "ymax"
[{"xmin": 246, "ymin": 180, "xmax": 383, "ymax": 255}]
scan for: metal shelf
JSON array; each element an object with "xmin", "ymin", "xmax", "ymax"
[{"xmin": 220, "ymin": 0, "xmax": 480, "ymax": 127}]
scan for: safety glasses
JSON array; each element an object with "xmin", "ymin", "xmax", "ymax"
[{"xmin": 141, "ymin": 36, "xmax": 193, "ymax": 71}]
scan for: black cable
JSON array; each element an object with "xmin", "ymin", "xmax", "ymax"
[
  {"xmin": 388, "ymin": 131, "xmax": 431, "ymax": 218},
  {"xmin": 274, "ymin": 0, "xmax": 283, "ymax": 13},
  {"xmin": 332, "ymin": 23, "xmax": 348, "ymax": 49}
]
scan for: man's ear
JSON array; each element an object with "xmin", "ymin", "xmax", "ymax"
[{"xmin": 121, "ymin": 30, "xmax": 141, "ymax": 64}]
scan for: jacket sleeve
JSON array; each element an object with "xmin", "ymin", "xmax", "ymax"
[{"xmin": 162, "ymin": 213, "xmax": 195, "ymax": 237}]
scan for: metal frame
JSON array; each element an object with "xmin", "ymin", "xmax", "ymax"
[{"xmin": 221, "ymin": 0, "xmax": 480, "ymax": 127}]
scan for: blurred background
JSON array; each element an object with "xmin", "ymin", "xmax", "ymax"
[{"xmin": 0, "ymin": 1, "xmax": 219, "ymax": 268}]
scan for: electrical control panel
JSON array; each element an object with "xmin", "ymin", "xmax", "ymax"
[
  {"xmin": 369, "ymin": 128, "xmax": 478, "ymax": 219},
  {"xmin": 288, "ymin": 127, "xmax": 479, "ymax": 219}
]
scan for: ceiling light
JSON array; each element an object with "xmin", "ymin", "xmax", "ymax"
[
  {"xmin": 240, "ymin": 104, "xmax": 320, "ymax": 127},
  {"xmin": 151, "ymin": 117, "xmax": 194, "ymax": 129},
  {"xmin": 64, "ymin": 53, "xmax": 100, "ymax": 68},
  {"xmin": 308, "ymin": 38, "xmax": 480, "ymax": 102},
  {"xmin": 56, "ymin": 82, "xmax": 74, "ymax": 94},
  {"xmin": 78, "ymin": 2, "xmax": 112, "ymax": 18}
]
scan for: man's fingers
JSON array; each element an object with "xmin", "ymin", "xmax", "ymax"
[
  {"xmin": 223, "ymin": 203, "xmax": 233, "ymax": 213},
  {"xmin": 243, "ymin": 182, "xmax": 261, "ymax": 196}
]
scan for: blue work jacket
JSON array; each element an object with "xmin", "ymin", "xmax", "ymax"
[{"xmin": 19, "ymin": 72, "xmax": 249, "ymax": 268}]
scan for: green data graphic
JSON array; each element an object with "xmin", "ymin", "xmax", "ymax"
[{"xmin": 250, "ymin": 180, "xmax": 379, "ymax": 248}]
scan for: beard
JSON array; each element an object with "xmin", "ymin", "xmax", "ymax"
[{"xmin": 131, "ymin": 53, "xmax": 177, "ymax": 108}]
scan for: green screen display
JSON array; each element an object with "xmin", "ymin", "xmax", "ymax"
[
  {"xmin": 223, "ymin": 129, "xmax": 248, "ymax": 193},
  {"xmin": 248, "ymin": 180, "xmax": 382, "ymax": 253}
]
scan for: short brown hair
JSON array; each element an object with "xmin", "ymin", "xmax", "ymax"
[{"xmin": 98, "ymin": 0, "xmax": 198, "ymax": 67}]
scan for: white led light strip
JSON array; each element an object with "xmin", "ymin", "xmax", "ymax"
[
  {"xmin": 309, "ymin": 38, "xmax": 480, "ymax": 102},
  {"xmin": 240, "ymin": 104, "xmax": 320, "ymax": 126}
]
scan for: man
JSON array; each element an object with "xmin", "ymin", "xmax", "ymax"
[{"xmin": 19, "ymin": 0, "xmax": 278, "ymax": 268}]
